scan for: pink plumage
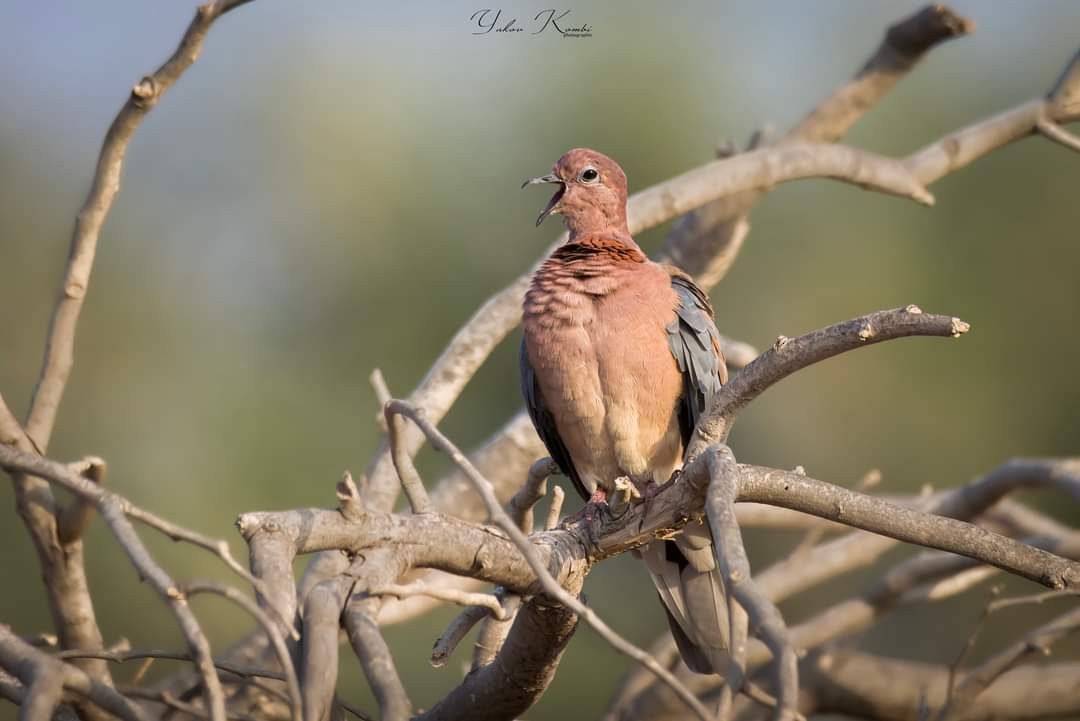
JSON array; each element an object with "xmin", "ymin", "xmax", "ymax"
[{"xmin": 521, "ymin": 148, "xmax": 733, "ymax": 676}]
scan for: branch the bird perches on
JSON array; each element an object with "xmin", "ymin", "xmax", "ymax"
[{"xmin": 2, "ymin": 3, "xmax": 1080, "ymax": 721}]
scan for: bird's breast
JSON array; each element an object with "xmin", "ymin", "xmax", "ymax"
[{"xmin": 523, "ymin": 263, "xmax": 685, "ymax": 492}]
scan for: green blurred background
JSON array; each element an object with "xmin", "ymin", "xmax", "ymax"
[{"xmin": 2, "ymin": 1, "xmax": 1079, "ymax": 718}]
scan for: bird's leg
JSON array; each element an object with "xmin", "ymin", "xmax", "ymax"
[{"xmin": 569, "ymin": 486, "xmax": 610, "ymax": 549}]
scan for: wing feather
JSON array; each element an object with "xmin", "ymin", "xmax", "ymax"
[{"xmin": 665, "ymin": 269, "xmax": 728, "ymax": 445}]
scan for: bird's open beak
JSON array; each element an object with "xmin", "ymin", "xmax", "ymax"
[{"xmin": 522, "ymin": 173, "xmax": 565, "ymax": 227}]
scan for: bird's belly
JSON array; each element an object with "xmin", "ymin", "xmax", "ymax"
[{"xmin": 527, "ymin": 317, "xmax": 683, "ymax": 493}]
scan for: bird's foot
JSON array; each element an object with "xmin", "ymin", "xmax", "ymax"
[
  {"xmin": 578, "ymin": 487, "xmax": 611, "ymax": 549},
  {"xmin": 608, "ymin": 477, "xmax": 640, "ymax": 518},
  {"xmin": 562, "ymin": 486, "xmax": 608, "ymax": 525}
]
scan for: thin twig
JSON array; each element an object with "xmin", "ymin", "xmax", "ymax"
[
  {"xmin": 120, "ymin": 687, "xmax": 260, "ymax": 721},
  {"xmin": 97, "ymin": 499, "xmax": 226, "ymax": 720},
  {"xmin": 384, "ymin": 404, "xmax": 434, "ymax": 515},
  {"xmin": 370, "ymin": 369, "xmax": 392, "ymax": 432},
  {"xmin": 509, "ymin": 457, "xmax": 559, "ymax": 533},
  {"xmin": 935, "ymin": 588, "xmax": 1080, "ymax": 720},
  {"xmin": 0, "ymin": 626, "xmax": 150, "ymax": 721},
  {"xmin": 56, "ymin": 457, "xmax": 105, "ymax": 544},
  {"xmin": 545, "ymin": 485, "xmax": 565, "ymax": 531},
  {"xmin": 431, "ymin": 606, "xmax": 489, "ymax": 668},
  {"xmin": 57, "ymin": 648, "xmax": 283, "ymax": 679},
  {"xmin": 689, "ymin": 305, "xmax": 969, "ymax": 454},
  {"xmin": 942, "ymin": 603, "xmax": 1080, "ymax": 718},
  {"xmin": 1036, "ymin": 118, "xmax": 1080, "ymax": 153},
  {"xmin": 0, "ymin": 444, "xmax": 284, "ymax": 635},
  {"xmin": 182, "ymin": 582, "xmax": 303, "ymax": 721},
  {"xmin": 367, "ymin": 583, "xmax": 506, "ymax": 619}
]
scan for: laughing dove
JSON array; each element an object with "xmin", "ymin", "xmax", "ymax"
[{"xmin": 520, "ymin": 148, "xmax": 732, "ymax": 675}]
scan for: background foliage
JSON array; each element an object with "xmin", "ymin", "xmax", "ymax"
[{"xmin": 2, "ymin": 1, "xmax": 1078, "ymax": 718}]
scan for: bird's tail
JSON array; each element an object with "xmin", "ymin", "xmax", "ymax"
[{"xmin": 638, "ymin": 521, "xmax": 735, "ymax": 678}]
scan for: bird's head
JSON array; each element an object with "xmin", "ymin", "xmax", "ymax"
[{"xmin": 523, "ymin": 148, "xmax": 629, "ymax": 236}]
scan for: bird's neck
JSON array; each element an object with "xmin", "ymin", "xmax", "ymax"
[{"xmin": 564, "ymin": 204, "xmax": 630, "ymax": 239}]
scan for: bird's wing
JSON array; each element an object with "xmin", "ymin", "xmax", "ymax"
[
  {"xmin": 665, "ymin": 267, "xmax": 728, "ymax": 444},
  {"xmin": 519, "ymin": 338, "xmax": 591, "ymax": 500},
  {"xmin": 643, "ymin": 267, "xmax": 734, "ymax": 676}
]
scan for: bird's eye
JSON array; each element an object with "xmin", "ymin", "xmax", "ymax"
[{"xmin": 580, "ymin": 168, "xmax": 599, "ymax": 183}]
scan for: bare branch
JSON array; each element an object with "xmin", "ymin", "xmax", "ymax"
[
  {"xmin": 182, "ymin": 582, "xmax": 303, "ymax": 721},
  {"xmin": 941, "ymin": 602, "xmax": 1080, "ymax": 718},
  {"xmin": 384, "ymin": 403, "xmax": 433, "ymax": 515},
  {"xmin": 790, "ymin": 5, "xmax": 974, "ymax": 142},
  {"xmin": 704, "ymin": 446, "xmax": 797, "ymax": 720},
  {"xmin": 56, "ymin": 648, "xmax": 287, "ymax": 684},
  {"xmin": 343, "ymin": 586, "xmax": 412, "ymax": 721},
  {"xmin": 367, "ymin": 583, "xmax": 506, "ymax": 619},
  {"xmin": 300, "ymin": 577, "xmax": 351, "ymax": 721},
  {"xmin": 509, "ymin": 457, "xmax": 559, "ymax": 534},
  {"xmin": 689, "ymin": 305, "xmax": 968, "ymax": 453},
  {"xmin": 0, "ymin": 672, "xmax": 81, "ymax": 721},
  {"xmin": 802, "ymin": 652, "xmax": 1080, "ymax": 721},
  {"xmin": 56, "ymin": 457, "xmax": 104, "ymax": 545},
  {"xmin": 730, "ymin": 465, "xmax": 1080, "ymax": 589},
  {"xmin": 1036, "ymin": 118, "xmax": 1080, "ymax": 153},
  {"xmin": 472, "ymin": 593, "xmax": 523, "ymax": 670},
  {"xmin": 417, "ymin": 592, "xmax": 580, "ymax": 721},
  {"xmin": 662, "ymin": 3, "xmax": 973, "ymax": 286},
  {"xmin": 903, "ymin": 50, "xmax": 1080, "ymax": 187},
  {"xmin": 0, "ymin": 626, "xmax": 150, "ymax": 721},
  {"xmin": 0, "ymin": 444, "xmax": 284, "ymax": 632},
  {"xmin": 431, "ymin": 605, "xmax": 489, "ymax": 668},
  {"xmin": 545, "ymin": 485, "xmax": 565, "ymax": 531},
  {"xmin": 3, "ymin": 7, "xmax": 260, "ymax": 701},
  {"xmin": 369, "ymin": 369, "xmax": 392, "ymax": 432},
  {"xmin": 0, "ymin": 400, "xmax": 111, "ymax": 703},
  {"xmin": 99, "ymin": 500, "xmax": 226, "ymax": 720},
  {"xmin": 23, "ymin": 0, "xmax": 253, "ymax": 449}
]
